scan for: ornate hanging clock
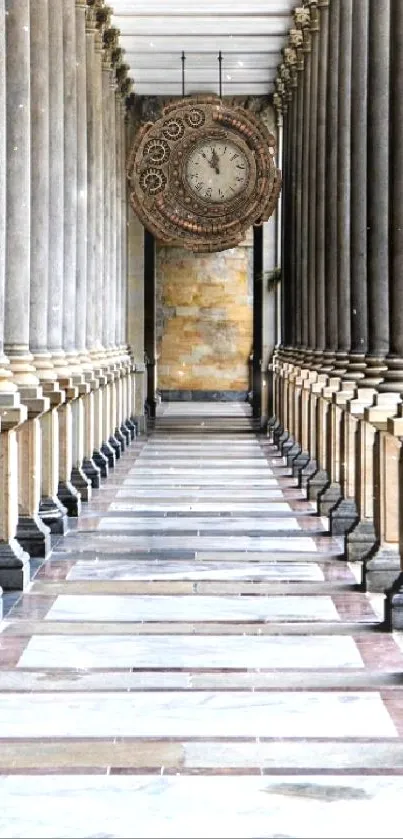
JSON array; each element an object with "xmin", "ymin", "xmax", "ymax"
[{"xmin": 127, "ymin": 96, "xmax": 282, "ymax": 253}]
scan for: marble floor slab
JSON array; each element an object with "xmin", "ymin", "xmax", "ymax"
[
  {"xmin": 116, "ymin": 488, "xmax": 284, "ymax": 498},
  {"xmin": 63, "ymin": 534, "xmax": 318, "ymax": 552},
  {"xmin": 128, "ymin": 469, "xmax": 276, "ymax": 478},
  {"xmin": 2, "ymin": 774, "xmax": 403, "ymax": 839},
  {"xmin": 45, "ymin": 594, "xmax": 340, "ymax": 623},
  {"xmin": 17, "ymin": 634, "xmax": 365, "ymax": 669},
  {"xmin": 123, "ymin": 477, "xmax": 279, "ymax": 486},
  {"xmin": 109, "ymin": 501, "xmax": 292, "ymax": 512},
  {"xmin": 96, "ymin": 516, "xmax": 301, "ymax": 532},
  {"xmin": 67, "ymin": 560, "xmax": 325, "ymax": 582},
  {"xmin": 0, "ymin": 691, "xmax": 396, "ymax": 738}
]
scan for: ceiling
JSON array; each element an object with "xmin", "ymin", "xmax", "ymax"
[{"xmin": 110, "ymin": 0, "xmax": 296, "ymax": 97}]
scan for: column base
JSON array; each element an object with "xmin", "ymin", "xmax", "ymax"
[
  {"xmin": 286, "ymin": 444, "xmax": 302, "ymax": 467},
  {"xmin": 93, "ymin": 449, "xmax": 109, "ymax": 479},
  {"xmin": 274, "ymin": 427, "xmax": 288, "ymax": 447},
  {"xmin": 125, "ymin": 417, "xmax": 137, "ymax": 441},
  {"xmin": 120, "ymin": 423, "xmax": 131, "ymax": 446},
  {"xmin": 82, "ymin": 457, "xmax": 101, "ymax": 489},
  {"xmin": 114, "ymin": 426, "xmax": 126, "ymax": 451},
  {"xmin": 345, "ymin": 518, "xmax": 376, "ymax": 563},
  {"xmin": 329, "ymin": 497, "xmax": 359, "ymax": 536},
  {"xmin": 363, "ymin": 547, "xmax": 401, "ymax": 593},
  {"xmin": 39, "ymin": 496, "xmax": 68, "ymax": 535},
  {"xmin": 307, "ymin": 468, "xmax": 329, "ymax": 501},
  {"xmin": 292, "ymin": 451, "xmax": 311, "ymax": 478},
  {"xmin": 0, "ymin": 539, "xmax": 31, "ymax": 590},
  {"xmin": 281, "ymin": 436, "xmax": 295, "ymax": 456},
  {"xmin": 16, "ymin": 514, "xmax": 51, "ymax": 559},
  {"xmin": 58, "ymin": 480, "xmax": 82, "ymax": 517},
  {"xmin": 299, "ymin": 458, "xmax": 318, "ymax": 489},
  {"xmin": 318, "ymin": 481, "xmax": 342, "ymax": 516},
  {"xmin": 101, "ymin": 441, "xmax": 116, "ymax": 469},
  {"xmin": 109, "ymin": 435, "xmax": 122, "ymax": 460},
  {"xmin": 384, "ymin": 573, "xmax": 403, "ymax": 630},
  {"xmin": 71, "ymin": 466, "xmax": 92, "ymax": 502}
]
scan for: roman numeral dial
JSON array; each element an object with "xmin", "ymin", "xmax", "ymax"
[{"xmin": 185, "ymin": 139, "xmax": 249, "ymax": 204}]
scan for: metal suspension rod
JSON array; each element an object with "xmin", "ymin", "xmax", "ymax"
[
  {"xmin": 218, "ymin": 50, "xmax": 222, "ymax": 98},
  {"xmin": 181, "ymin": 51, "xmax": 186, "ymax": 97}
]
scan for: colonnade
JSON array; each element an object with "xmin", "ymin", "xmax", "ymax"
[
  {"xmin": 0, "ymin": 0, "xmax": 145, "ymax": 595},
  {"xmin": 271, "ymin": 0, "xmax": 403, "ymax": 627}
]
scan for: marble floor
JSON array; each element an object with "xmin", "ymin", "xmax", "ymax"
[{"xmin": 1, "ymin": 401, "xmax": 403, "ymax": 838}]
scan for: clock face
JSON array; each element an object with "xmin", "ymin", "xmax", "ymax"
[
  {"xmin": 127, "ymin": 97, "xmax": 281, "ymax": 253},
  {"xmin": 186, "ymin": 140, "xmax": 249, "ymax": 203}
]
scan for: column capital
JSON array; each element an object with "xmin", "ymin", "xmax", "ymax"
[{"xmin": 294, "ymin": 7, "xmax": 311, "ymax": 29}]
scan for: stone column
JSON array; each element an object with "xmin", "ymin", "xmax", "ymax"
[
  {"xmin": 313, "ymin": 0, "xmax": 328, "ymax": 367},
  {"xmin": 48, "ymin": 0, "xmax": 80, "ymax": 518},
  {"xmin": 334, "ymin": 0, "xmax": 352, "ymax": 373},
  {"xmin": 346, "ymin": 0, "xmax": 393, "ymax": 573},
  {"xmin": 63, "ymin": 0, "xmax": 92, "ymax": 503},
  {"xmin": 384, "ymin": 0, "xmax": 403, "ymax": 625},
  {"xmin": 344, "ymin": 0, "xmax": 369, "ymax": 381},
  {"xmin": 0, "ymin": 1, "xmax": 29, "ymax": 588},
  {"xmin": 293, "ymin": 26, "xmax": 304, "ymax": 357},
  {"xmin": 299, "ymin": 7, "xmax": 311, "ymax": 363},
  {"xmin": 379, "ymin": 2, "xmax": 403, "ymax": 394},
  {"xmin": 84, "ymin": 6, "xmax": 109, "ymax": 478},
  {"xmin": 297, "ymin": 0, "xmax": 323, "ymax": 485},
  {"xmin": 0, "ymin": 0, "xmax": 28, "ymax": 589},
  {"xmin": 76, "ymin": 0, "xmax": 101, "ymax": 492},
  {"xmin": 101, "ymin": 31, "xmax": 122, "ymax": 460},
  {"xmin": 307, "ymin": 2, "xmax": 319, "ymax": 364},
  {"xmin": 307, "ymin": 0, "xmax": 340, "ymax": 500},
  {"xmin": 385, "ymin": 0, "xmax": 403, "ymax": 622},
  {"xmin": 321, "ymin": 0, "xmax": 339, "ymax": 372},
  {"xmin": 361, "ymin": 0, "xmax": 390, "ymax": 387},
  {"xmin": 5, "ymin": 0, "xmax": 51, "ymax": 561},
  {"xmin": 30, "ymin": 0, "xmax": 68, "ymax": 535},
  {"xmin": 330, "ymin": 1, "xmax": 369, "ymax": 539},
  {"xmin": 319, "ymin": 0, "xmax": 354, "ymax": 520}
]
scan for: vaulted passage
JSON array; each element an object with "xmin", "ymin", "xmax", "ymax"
[
  {"xmin": 2, "ymin": 0, "xmax": 403, "ymax": 832},
  {"xmin": 1, "ymin": 405, "xmax": 403, "ymax": 836}
]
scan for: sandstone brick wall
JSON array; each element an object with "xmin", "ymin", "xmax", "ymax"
[{"xmin": 156, "ymin": 235, "xmax": 253, "ymax": 398}]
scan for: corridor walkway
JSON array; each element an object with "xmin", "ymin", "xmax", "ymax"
[{"xmin": 1, "ymin": 404, "xmax": 403, "ymax": 837}]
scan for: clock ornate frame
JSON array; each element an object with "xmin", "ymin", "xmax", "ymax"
[{"xmin": 127, "ymin": 96, "xmax": 282, "ymax": 253}]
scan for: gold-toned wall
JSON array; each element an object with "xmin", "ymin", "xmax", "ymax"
[{"xmin": 156, "ymin": 235, "xmax": 253, "ymax": 397}]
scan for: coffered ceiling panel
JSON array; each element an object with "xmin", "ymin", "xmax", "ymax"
[{"xmin": 110, "ymin": 0, "xmax": 296, "ymax": 97}]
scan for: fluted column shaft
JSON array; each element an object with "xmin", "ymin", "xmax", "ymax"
[
  {"xmin": 4, "ymin": 0, "xmax": 38, "ymax": 386},
  {"xmin": 314, "ymin": 0, "xmax": 328, "ymax": 362},
  {"xmin": 62, "ymin": 0, "xmax": 78, "ymax": 364},
  {"xmin": 346, "ymin": 0, "xmax": 369, "ymax": 379},
  {"xmin": 85, "ymin": 10, "xmax": 97, "ymax": 354},
  {"xmin": 48, "ymin": 0, "xmax": 65, "ymax": 371},
  {"xmin": 109, "ymin": 74, "xmax": 117, "ymax": 353},
  {"xmin": 300, "ymin": 26, "xmax": 311, "ymax": 357},
  {"xmin": 363, "ymin": 0, "xmax": 390, "ymax": 386},
  {"xmin": 99, "ymin": 54, "xmax": 110, "ymax": 352},
  {"xmin": 335, "ymin": 0, "xmax": 352, "ymax": 370},
  {"xmin": 29, "ymin": 0, "xmax": 56, "ymax": 384},
  {"xmin": 75, "ymin": 0, "xmax": 88, "ymax": 361},
  {"xmin": 322, "ymin": 0, "xmax": 339, "ymax": 371},
  {"xmin": 380, "ymin": 1, "xmax": 403, "ymax": 392},
  {"xmin": 307, "ymin": 5, "xmax": 319, "ymax": 360},
  {"xmin": 294, "ymin": 57, "xmax": 304, "ymax": 352},
  {"xmin": 93, "ymin": 33, "xmax": 104, "ymax": 356},
  {"xmin": 115, "ymin": 90, "xmax": 122, "ymax": 349}
]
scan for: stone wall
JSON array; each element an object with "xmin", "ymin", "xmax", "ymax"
[{"xmin": 156, "ymin": 233, "xmax": 253, "ymax": 400}]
